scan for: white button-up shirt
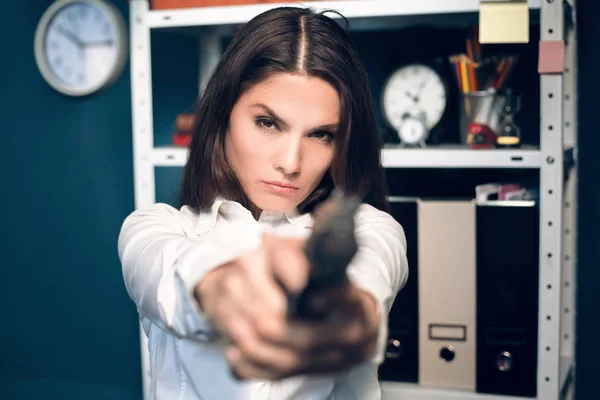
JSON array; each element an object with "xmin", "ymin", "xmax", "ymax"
[{"xmin": 118, "ymin": 197, "xmax": 408, "ymax": 400}]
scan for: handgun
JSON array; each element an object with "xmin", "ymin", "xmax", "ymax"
[{"xmin": 287, "ymin": 189, "xmax": 362, "ymax": 320}]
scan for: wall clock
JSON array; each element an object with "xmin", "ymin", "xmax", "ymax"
[
  {"xmin": 381, "ymin": 62, "xmax": 451, "ymax": 147},
  {"xmin": 34, "ymin": 0, "xmax": 128, "ymax": 97}
]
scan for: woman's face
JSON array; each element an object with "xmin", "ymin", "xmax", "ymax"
[{"xmin": 225, "ymin": 72, "xmax": 340, "ymax": 213}]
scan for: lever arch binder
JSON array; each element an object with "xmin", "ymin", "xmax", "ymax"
[
  {"xmin": 417, "ymin": 199, "xmax": 477, "ymax": 390},
  {"xmin": 379, "ymin": 198, "xmax": 419, "ymax": 383},
  {"xmin": 475, "ymin": 200, "xmax": 539, "ymax": 397}
]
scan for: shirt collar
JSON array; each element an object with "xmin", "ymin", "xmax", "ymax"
[
  {"xmin": 283, "ymin": 207, "xmax": 313, "ymax": 228},
  {"xmin": 195, "ymin": 196, "xmax": 313, "ymax": 233}
]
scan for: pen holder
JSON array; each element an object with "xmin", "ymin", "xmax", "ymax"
[{"xmin": 459, "ymin": 90, "xmax": 507, "ymax": 146}]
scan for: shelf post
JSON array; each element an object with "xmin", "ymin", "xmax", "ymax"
[
  {"xmin": 129, "ymin": 1, "xmax": 154, "ymax": 399},
  {"xmin": 560, "ymin": 0, "xmax": 578, "ymax": 397},
  {"xmin": 538, "ymin": 0, "xmax": 566, "ymax": 399}
]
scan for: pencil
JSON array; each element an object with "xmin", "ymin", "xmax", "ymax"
[
  {"xmin": 466, "ymin": 39, "xmax": 478, "ymax": 91},
  {"xmin": 495, "ymin": 56, "xmax": 515, "ymax": 89},
  {"xmin": 468, "ymin": 61, "xmax": 477, "ymax": 92},
  {"xmin": 466, "ymin": 38, "xmax": 474, "ymax": 62},
  {"xmin": 460, "ymin": 58, "xmax": 469, "ymax": 93},
  {"xmin": 451, "ymin": 56, "xmax": 463, "ymax": 93},
  {"xmin": 489, "ymin": 57, "xmax": 504, "ymax": 89},
  {"xmin": 460, "ymin": 59, "xmax": 471, "ymax": 116}
]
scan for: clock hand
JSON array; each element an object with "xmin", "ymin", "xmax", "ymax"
[
  {"xmin": 413, "ymin": 79, "xmax": 428, "ymax": 103},
  {"xmin": 83, "ymin": 39, "xmax": 115, "ymax": 48},
  {"xmin": 57, "ymin": 26, "xmax": 83, "ymax": 50},
  {"xmin": 405, "ymin": 91, "xmax": 418, "ymax": 103}
]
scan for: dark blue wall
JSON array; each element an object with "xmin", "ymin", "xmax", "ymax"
[
  {"xmin": 0, "ymin": 1, "xmax": 141, "ymax": 399},
  {"xmin": 0, "ymin": 1, "xmax": 201, "ymax": 398}
]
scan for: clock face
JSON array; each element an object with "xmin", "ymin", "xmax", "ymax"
[
  {"xmin": 399, "ymin": 116, "xmax": 427, "ymax": 146},
  {"xmin": 382, "ymin": 64, "xmax": 448, "ymax": 132},
  {"xmin": 35, "ymin": 0, "xmax": 127, "ymax": 96}
]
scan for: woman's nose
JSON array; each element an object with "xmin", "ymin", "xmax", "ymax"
[{"xmin": 273, "ymin": 136, "xmax": 302, "ymax": 176}]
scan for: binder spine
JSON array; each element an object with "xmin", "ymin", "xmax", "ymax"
[
  {"xmin": 379, "ymin": 199, "xmax": 419, "ymax": 383},
  {"xmin": 475, "ymin": 201, "xmax": 539, "ymax": 397}
]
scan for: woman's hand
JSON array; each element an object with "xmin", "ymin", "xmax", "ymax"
[{"xmin": 194, "ymin": 233, "xmax": 380, "ymax": 381}]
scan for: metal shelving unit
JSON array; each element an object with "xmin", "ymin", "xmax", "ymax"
[{"xmin": 128, "ymin": 1, "xmax": 577, "ymax": 399}]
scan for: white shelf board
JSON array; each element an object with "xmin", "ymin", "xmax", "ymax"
[
  {"xmin": 146, "ymin": 0, "xmax": 541, "ymax": 29},
  {"xmin": 381, "ymin": 382, "xmax": 534, "ymax": 400},
  {"xmin": 153, "ymin": 146, "xmax": 188, "ymax": 167},
  {"xmin": 382, "ymin": 145, "xmax": 540, "ymax": 168},
  {"xmin": 153, "ymin": 145, "xmax": 541, "ymax": 168}
]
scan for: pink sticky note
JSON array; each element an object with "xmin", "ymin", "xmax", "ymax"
[{"xmin": 538, "ymin": 40, "xmax": 565, "ymax": 74}]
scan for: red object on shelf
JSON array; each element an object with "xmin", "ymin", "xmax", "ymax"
[
  {"xmin": 176, "ymin": 113, "xmax": 195, "ymax": 132},
  {"xmin": 466, "ymin": 123, "xmax": 496, "ymax": 149},
  {"xmin": 173, "ymin": 132, "xmax": 193, "ymax": 147}
]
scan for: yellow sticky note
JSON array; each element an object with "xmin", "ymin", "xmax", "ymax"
[{"xmin": 479, "ymin": 2, "xmax": 529, "ymax": 44}]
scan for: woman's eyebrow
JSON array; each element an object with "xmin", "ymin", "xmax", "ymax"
[
  {"xmin": 250, "ymin": 103, "xmax": 339, "ymax": 132},
  {"xmin": 250, "ymin": 103, "xmax": 288, "ymax": 129},
  {"xmin": 313, "ymin": 123, "xmax": 339, "ymax": 132}
]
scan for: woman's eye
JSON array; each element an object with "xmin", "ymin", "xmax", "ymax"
[
  {"xmin": 312, "ymin": 130, "xmax": 335, "ymax": 143},
  {"xmin": 255, "ymin": 117, "xmax": 277, "ymax": 130}
]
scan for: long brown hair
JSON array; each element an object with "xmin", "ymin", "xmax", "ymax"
[{"xmin": 180, "ymin": 7, "xmax": 389, "ymax": 215}]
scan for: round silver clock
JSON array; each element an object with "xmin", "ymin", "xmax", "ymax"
[
  {"xmin": 34, "ymin": 0, "xmax": 128, "ymax": 97},
  {"xmin": 382, "ymin": 63, "xmax": 449, "ymax": 146}
]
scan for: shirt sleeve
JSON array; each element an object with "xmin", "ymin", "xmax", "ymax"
[
  {"xmin": 345, "ymin": 204, "xmax": 409, "ymax": 365},
  {"xmin": 117, "ymin": 203, "xmax": 261, "ymax": 341}
]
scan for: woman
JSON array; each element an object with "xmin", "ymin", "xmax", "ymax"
[{"xmin": 118, "ymin": 6, "xmax": 408, "ymax": 400}]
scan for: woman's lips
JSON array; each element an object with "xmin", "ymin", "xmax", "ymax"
[{"xmin": 262, "ymin": 181, "xmax": 299, "ymax": 194}]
